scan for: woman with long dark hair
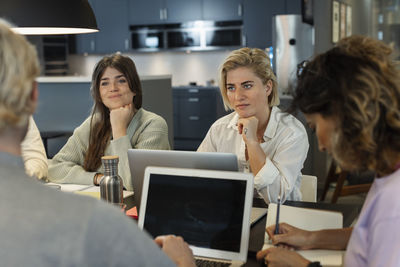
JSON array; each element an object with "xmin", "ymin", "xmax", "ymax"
[{"xmin": 49, "ymin": 54, "xmax": 169, "ymax": 190}]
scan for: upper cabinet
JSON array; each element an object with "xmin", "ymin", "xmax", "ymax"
[
  {"xmin": 202, "ymin": 0, "xmax": 243, "ymax": 21},
  {"xmin": 76, "ymin": 0, "xmax": 130, "ymax": 54},
  {"xmin": 243, "ymin": 0, "xmax": 301, "ymax": 48},
  {"xmin": 129, "ymin": 0, "xmax": 165, "ymax": 25},
  {"xmin": 129, "ymin": 0, "xmax": 240, "ymax": 25},
  {"xmin": 164, "ymin": 0, "xmax": 202, "ymax": 23}
]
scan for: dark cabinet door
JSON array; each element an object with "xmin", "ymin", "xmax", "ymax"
[
  {"xmin": 202, "ymin": 0, "xmax": 243, "ymax": 21},
  {"xmin": 243, "ymin": 0, "xmax": 285, "ymax": 48},
  {"xmin": 129, "ymin": 0, "xmax": 165, "ymax": 25},
  {"xmin": 165, "ymin": 0, "xmax": 202, "ymax": 23},
  {"xmin": 95, "ymin": 0, "xmax": 130, "ymax": 53}
]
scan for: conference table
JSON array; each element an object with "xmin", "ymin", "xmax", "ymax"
[{"xmin": 124, "ymin": 195, "xmax": 361, "ymax": 267}]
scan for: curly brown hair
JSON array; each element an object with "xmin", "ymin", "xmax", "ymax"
[{"xmin": 292, "ymin": 35, "xmax": 400, "ymax": 177}]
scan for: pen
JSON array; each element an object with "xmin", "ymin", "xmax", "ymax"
[{"xmin": 274, "ymin": 196, "xmax": 281, "ymax": 235}]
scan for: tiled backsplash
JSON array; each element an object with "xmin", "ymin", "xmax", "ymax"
[{"xmin": 68, "ymin": 50, "xmax": 231, "ymax": 87}]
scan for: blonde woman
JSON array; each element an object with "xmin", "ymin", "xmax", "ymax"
[{"xmin": 198, "ymin": 48, "xmax": 309, "ymax": 203}]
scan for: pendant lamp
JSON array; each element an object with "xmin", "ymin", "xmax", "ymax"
[{"xmin": 0, "ymin": 0, "xmax": 98, "ymax": 35}]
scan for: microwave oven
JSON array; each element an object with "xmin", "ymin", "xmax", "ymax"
[{"xmin": 130, "ymin": 20, "xmax": 243, "ymax": 51}]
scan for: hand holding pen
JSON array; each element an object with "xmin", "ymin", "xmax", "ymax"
[{"xmin": 266, "ymin": 223, "xmax": 314, "ymax": 250}]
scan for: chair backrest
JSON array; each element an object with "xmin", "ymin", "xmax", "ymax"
[{"xmin": 300, "ymin": 175, "xmax": 317, "ymax": 202}]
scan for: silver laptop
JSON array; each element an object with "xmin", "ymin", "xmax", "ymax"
[
  {"xmin": 138, "ymin": 166, "xmax": 254, "ymax": 266},
  {"xmin": 127, "ymin": 149, "xmax": 238, "ymax": 212}
]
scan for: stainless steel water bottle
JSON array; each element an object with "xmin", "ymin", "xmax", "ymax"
[{"xmin": 100, "ymin": 155, "xmax": 123, "ymax": 204}]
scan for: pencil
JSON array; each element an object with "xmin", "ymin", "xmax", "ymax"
[{"xmin": 274, "ymin": 196, "xmax": 281, "ymax": 235}]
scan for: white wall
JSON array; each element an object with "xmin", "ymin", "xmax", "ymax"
[{"xmin": 68, "ymin": 50, "xmax": 232, "ymax": 87}]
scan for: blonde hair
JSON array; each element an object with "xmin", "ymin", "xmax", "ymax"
[
  {"xmin": 218, "ymin": 47, "xmax": 279, "ymax": 111},
  {"xmin": 293, "ymin": 35, "xmax": 400, "ymax": 176},
  {"xmin": 0, "ymin": 19, "xmax": 40, "ymax": 132}
]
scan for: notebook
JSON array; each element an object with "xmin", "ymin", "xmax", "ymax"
[
  {"xmin": 138, "ymin": 166, "xmax": 254, "ymax": 266},
  {"xmin": 127, "ymin": 149, "xmax": 238, "ymax": 212},
  {"xmin": 264, "ymin": 204, "xmax": 344, "ymax": 266}
]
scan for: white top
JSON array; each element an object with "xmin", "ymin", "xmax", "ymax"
[
  {"xmin": 21, "ymin": 116, "xmax": 48, "ymax": 179},
  {"xmin": 198, "ymin": 106, "xmax": 309, "ymax": 203}
]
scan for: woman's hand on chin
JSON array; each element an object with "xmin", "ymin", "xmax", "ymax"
[
  {"xmin": 237, "ymin": 116, "xmax": 259, "ymax": 144},
  {"xmin": 110, "ymin": 103, "xmax": 136, "ymax": 139}
]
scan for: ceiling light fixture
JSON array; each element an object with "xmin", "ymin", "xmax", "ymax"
[{"xmin": 0, "ymin": 0, "xmax": 98, "ymax": 35}]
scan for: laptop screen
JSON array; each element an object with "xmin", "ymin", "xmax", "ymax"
[{"xmin": 143, "ymin": 173, "xmax": 246, "ymax": 252}]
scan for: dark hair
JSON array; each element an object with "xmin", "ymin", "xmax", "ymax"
[
  {"xmin": 83, "ymin": 54, "xmax": 142, "ymax": 171},
  {"xmin": 291, "ymin": 35, "xmax": 400, "ymax": 176}
]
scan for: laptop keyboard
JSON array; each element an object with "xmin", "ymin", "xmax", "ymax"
[{"xmin": 195, "ymin": 258, "xmax": 231, "ymax": 267}]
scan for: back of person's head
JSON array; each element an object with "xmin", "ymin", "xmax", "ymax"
[
  {"xmin": 0, "ymin": 19, "xmax": 39, "ymax": 133},
  {"xmin": 219, "ymin": 47, "xmax": 279, "ymax": 110},
  {"xmin": 293, "ymin": 35, "xmax": 400, "ymax": 176},
  {"xmin": 91, "ymin": 53, "xmax": 143, "ymax": 110}
]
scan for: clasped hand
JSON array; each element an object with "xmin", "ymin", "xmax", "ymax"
[
  {"xmin": 237, "ymin": 116, "xmax": 259, "ymax": 144},
  {"xmin": 110, "ymin": 103, "xmax": 135, "ymax": 139}
]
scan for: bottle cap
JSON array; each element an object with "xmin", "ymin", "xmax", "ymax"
[{"xmin": 101, "ymin": 155, "xmax": 119, "ymax": 160}]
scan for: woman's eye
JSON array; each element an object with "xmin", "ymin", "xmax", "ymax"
[
  {"xmin": 243, "ymin": 83, "xmax": 252, "ymax": 89},
  {"xmin": 100, "ymin": 82, "xmax": 108, "ymax": 86},
  {"xmin": 227, "ymin": 86, "xmax": 235, "ymax": 91},
  {"xmin": 118, "ymin": 79, "xmax": 127, "ymax": 84}
]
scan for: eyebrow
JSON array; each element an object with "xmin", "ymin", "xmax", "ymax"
[
  {"xmin": 101, "ymin": 74, "xmax": 125, "ymax": 81},
  {"xmin": 226, "ymin": 80, "xmax": 254, "ymax": 86}
]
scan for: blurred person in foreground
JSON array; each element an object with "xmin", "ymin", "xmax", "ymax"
[
  {"xmin": 198, "ymin": 47, "xmax": 309, "ymax": 203},
  {"xmin": 0, "ymin": 18, "xmax": 195, "ymax": 267},
  {"xmin": 257, "ymin": 35, "xmax": 400, "ymax": 266}
]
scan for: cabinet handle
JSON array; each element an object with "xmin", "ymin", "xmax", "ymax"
[
  {"xmin": 90, "ymin": 40, "xmax": 95, "ymax": 51},
  {"xmin": 188, "ymin": 89, "xmax": 199, "ymax": 93},
  {"xmin": 160, "ymin": 8, "xmax": 164, "ymax": 20},
  {"xmin": 188, "ymin": 98, "xmax": 199, "ymax": 102},
  {"xmin": 164, "ymin": 8, "xmax": 168, "ymax": 20},
  {"xmin": 125, "ymin": 39, "xmax": 129, "ymax": 50},
  {"xmin": 189, "ymin": 116, "xmax": 199, "ymax": 120},
  {"xmin": 238, "ymin": 4, "xmax": 243, "ymax": 17}
]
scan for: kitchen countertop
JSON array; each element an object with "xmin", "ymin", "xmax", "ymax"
[{"xmin": 37, "ymin": 75, "xmax": 172, "ymax": 83}]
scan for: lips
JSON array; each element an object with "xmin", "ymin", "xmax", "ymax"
[
  {"xmin": 108, "ymin": 94, "xmax": 122, "ymax": 99},
  {"xmin": 235, "ymin": 104, "xmax": 249, "ymax": 109}
]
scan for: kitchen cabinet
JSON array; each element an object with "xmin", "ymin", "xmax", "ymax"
[
  {"xmin": 129, "ymin": 0, "xmax": 241, "ymax": 26},
  {"xmin": 173, "ymin": 86, "xmax": 228, "ymax": 150},
  {"xmin": 129, "ymin": 0, "xmax": 201, "ymax": 24},
  {"xmin": 202, "ymin": 0, "xmax": 243, "ymax": 21},
  {"xmin": 76, "ymin": 0, "xmax": 130, "ymax": 54},
  {"xmin": 165, "ymin": 0, "xmax": 202, "ymax": 23},
  {"xmin": 243, "ymin": 0, "xmax": 301, "ymax": 48},
  {"xmin": 129, "ymin": 0, "xmax": 165, "ymax": 25}
]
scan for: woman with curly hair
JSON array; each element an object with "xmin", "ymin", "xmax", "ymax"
[
  {"xmin": 257, "ymin": 35, "xmax": 400, "ymax": 266},
  {"xmin": 48, "ymin": 54, "xmax": 170, "ymax": 190}
]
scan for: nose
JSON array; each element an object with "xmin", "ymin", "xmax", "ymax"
[
  {"xmin": 110, "ymin": 81, "xmax": 118, "ymax": 92},
  {"xmin": 234, "ymin": 87, "xmax": 245, "ymax": 101}
]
